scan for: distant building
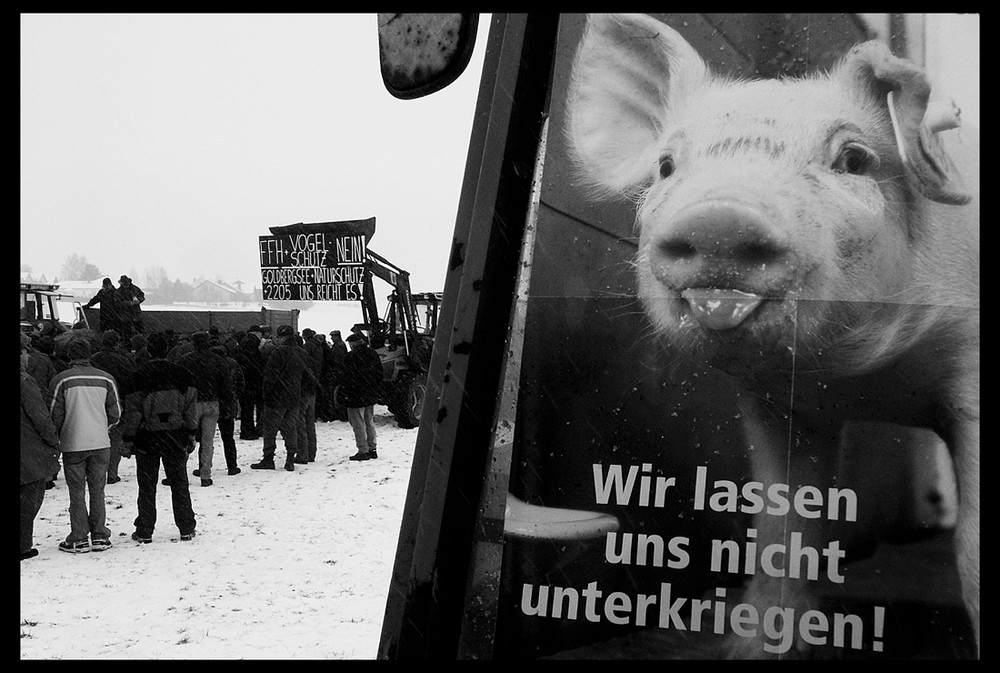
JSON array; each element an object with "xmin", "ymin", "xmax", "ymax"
[
  {"xmin": 53, "ymin": 279, "xmax": 105, "ymax": 302},
  {"xmin": 20, "ymin": 271, "xmax": 50, "ymax": 284},
  {"xmin": 191, "ymin": 279, "xmax": 254, "ymax": 304}
]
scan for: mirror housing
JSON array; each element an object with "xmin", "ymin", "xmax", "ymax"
[{"xmin": 377, "ymin": 13, "xmax": 479, "ymax": 99}]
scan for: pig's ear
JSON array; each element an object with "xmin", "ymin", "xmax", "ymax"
[
  {"xmin": 839, "ymin": 41, "xmax": 971, "ymax": 205},
  {"xmin": 566, "ymin": 13, "xmax": 708, "ymax": 197}
]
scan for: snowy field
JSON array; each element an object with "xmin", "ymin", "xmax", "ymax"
[{"xmin": 19, "ymin": 407, "xmax": 416, "ymax": 660}]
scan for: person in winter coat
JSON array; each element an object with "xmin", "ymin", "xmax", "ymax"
[
  {"xmin": 340, "ymin": 332, "xmax": 383, "ymax": 461},
  {"xmin": 115, "ymin": 275, "xmax": 145, "ymax": 342},
  {"xmin": 25, "ymin": 335, "xmax": 58, "ymax": 402},
  {"xmin": 211, "ymin": 344, "xmax": 245, "ymax": 475},
  {"xmin": 49, "ymin": 338, "xmax": 121, "ymax": 553},
  {"xmin": 295, "ymin": 329, "xmax": 324, "ymax": 463},
  {"xmin": 21, "ymin": 334, "xmax": 61, "ymax": 560},
  {"xmin": 30, "ymin": 335, "xmax": 62, "ymax": 489},
  {"xmin": 166, "ymin": 334, "xmax": 194, "ymax": 363},
  {"xmin": 129, "ymin": 333, "xmax": 149, "ymax": 367},
  {"xmin": 176, "ymin": 331, "xmax": 232, "ymax": 487},
  {"xmin": 89, "ymin": 330, "xmax": 136, "ymax": 485},
  {"xmin": 313, "ymin": 333, "xmax": 332, "ymax": 420},
  {"xmin": 250, "ymin": 324, "xmax": 316, "ymax": 472},
  {"xmin": 320, "ymin": 329, "xmax": 348, "ymax": 421},
  {"xmin": 120, "ymin": 331, "xmax": 198, "ymax": 543},
  {"xmin": 235, "ymin": 325, "xmax": 265, "ymax": 440},
  {"xmin": 84, "ymin": 277, "xmax": 121, "ymax": 334}
]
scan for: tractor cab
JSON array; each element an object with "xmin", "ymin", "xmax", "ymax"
[{"xmin": 20, "ymin": 282, "xmax": 86, "ymax": 337}]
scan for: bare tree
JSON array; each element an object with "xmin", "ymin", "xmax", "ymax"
[
  {"xmin": 142, "ymin": 265, "xmax": 171, "ymax": 289},
  {"xmin": 60, "ymin": 254, "xmax": 102, "ymax": 281}
]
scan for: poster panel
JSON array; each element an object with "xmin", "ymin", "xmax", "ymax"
[
  {"xmin": 259, "ymin": 220, "xmax": 372, "ymax": 301},
  {"xmin": 475, "ymin": 13, "xmax": 978, "ymax": 659}
]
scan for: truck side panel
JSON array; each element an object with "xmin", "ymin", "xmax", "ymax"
[{"xmin": 83, "ymin": 306, "xmax": 298, "ymax": 336}]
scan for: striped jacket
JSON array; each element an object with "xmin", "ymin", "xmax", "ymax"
[{"xmin": 49, "ymin": 359, "xmax": 122, "ymax": 453}]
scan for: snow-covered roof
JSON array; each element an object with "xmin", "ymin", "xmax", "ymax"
[
  {"xmin": 194, "ymin": 279, "xmax": 245, "ymax": 295},
  {"xmin": 20, "ymin": 271, "xmax": 49, "ymax": 284}
]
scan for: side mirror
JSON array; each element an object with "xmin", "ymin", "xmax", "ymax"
[{"xmin": 376, "ymin": 13, "xmax": 479, "ymax": 99}]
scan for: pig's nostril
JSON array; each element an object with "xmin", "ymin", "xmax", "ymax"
[
  {"xmin": 738, "ymin": 241, "xmax": 784, "ymax": 265},
  {"xmin": 658, "ymin": 239, "xmax": 697, "ymax": 260}
]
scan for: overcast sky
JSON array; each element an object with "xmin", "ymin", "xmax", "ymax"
[
  {"xmin": 20, "ymin": 14, "xmax": 977, "ymax": 296},
  {"xmin": 20, "ymin": 13, "xmax": 489, "ymax": 293}
]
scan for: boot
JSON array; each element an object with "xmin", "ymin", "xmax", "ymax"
[
  {"xmin": 284, "ymin": 459, "xmax": 295, "ymax": 471},
  {"xmin": 251, "ymin": 457, "xmax": 275, "ymax": 470}
]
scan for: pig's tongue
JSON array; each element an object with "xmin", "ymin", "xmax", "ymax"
[{"xmin": 681, "ymin": 288, "xmax": 764, "ymax": 331}]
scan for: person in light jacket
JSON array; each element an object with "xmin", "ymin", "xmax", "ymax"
[
  {"xmin": 21, "ymin": 334, "xmax": 61, "ymax": 560},
  {"xmin": 49, "ymin": 338, "xmax": 121, "ymax": 554}
]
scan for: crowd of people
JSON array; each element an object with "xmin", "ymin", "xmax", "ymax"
[{"xmin": 19, "ymin": 319, "xmax": 383, "ymax": 559}]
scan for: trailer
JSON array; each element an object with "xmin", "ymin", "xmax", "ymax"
[{"xmin": 82, "ymin": 304, "xmax": 298, "ymax": 337}]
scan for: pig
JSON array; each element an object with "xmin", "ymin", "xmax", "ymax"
[{"xmin": 565, "ymin": 13, "xmax": 979, "ymax": 658}]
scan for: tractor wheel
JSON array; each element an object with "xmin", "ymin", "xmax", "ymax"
[
  {"xmin": 329, "ymin": 384, "xmax": 349, "ymax": 422},
  {"xmin": 390, "ymin": 373, "xmax": 426, "ymax": 429}
]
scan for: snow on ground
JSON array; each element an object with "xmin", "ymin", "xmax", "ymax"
[{"xmin": 19, "ymin": 408, "xmax": 416, "ymax": 660}]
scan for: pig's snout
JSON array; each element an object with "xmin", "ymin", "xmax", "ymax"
[
  {"xmin": 650, "ymin": 199, "xmax": 792, "ymax": 292},
  {"xmin": 648, "ymin": 199, "xmax": 795, "ymax": 331}
]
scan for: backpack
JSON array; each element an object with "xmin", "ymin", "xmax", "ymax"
[{"xmin": 141, "ymin": 388, "xmax": 188, "ymax": 432}]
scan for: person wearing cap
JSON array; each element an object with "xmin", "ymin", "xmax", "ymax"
[
  {"xmin": 250, "ymin": 324, "xmax": 317, "ymax": 471},
  {"xmin": 89, "ymin": 330, "xmax": 136, "ymax": 485},
  {"xmin": 84, "ymin": 278, "xmax": 122, "ymax": 335},
  {"xmin": 115, "ymin": 275, "xmax": 145, "ymax": 342},
  {"xmin": 176, "ymin": 331, "xmax": 233, "ymax": 487},
  {"xmin": 48, "ymin": 337, "xmax": 122, "ymax": 553},
  {"xmin": 340, "ymin": 332, "xmax": 383, "ymax": 461},
  {"xmin": 320, "ymin": 330, "xmax": 349, "ymax": 421},
  {"xmin": 21, "ymin": 333, "xmax": 61, "ymax": 560}
]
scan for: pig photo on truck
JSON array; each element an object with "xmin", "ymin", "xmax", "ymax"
[{"xmin": 376, "ymin": 13, "xmax": 978, "ymax": 661}]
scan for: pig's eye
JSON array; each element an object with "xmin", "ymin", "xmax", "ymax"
[
  {"xmin": 658, "ymin": 154, "xmax": 676, "ymax": 179},
  {"xmin": 833, "ymin": 144, "xmax": 876, "ymax": 175}
]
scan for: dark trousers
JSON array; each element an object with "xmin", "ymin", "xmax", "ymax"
[
  {"xmin": 134, "ymin": 442, "xmax": 196, "ymax": 538},
  {"xmin": 296, "ymin": 393, "xmax": 317, "ymax": 461},
  {"xmin": 239, "ymin": 389, "xmax": 263, "ymax": 438},
  {"xmin": 20, "ymin": 479, "xmax": 47, "ymax": 553},
  {"xmin": 107, "ymin": 423, "xmax": 123, "ymax": 480},
  {"xmin": 219, "ymin": 416, "xmax": 238, "ymax": 470},
  {"xmin": 261, "ymin": 402, "xmax": 299, "ymax": 461}
]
